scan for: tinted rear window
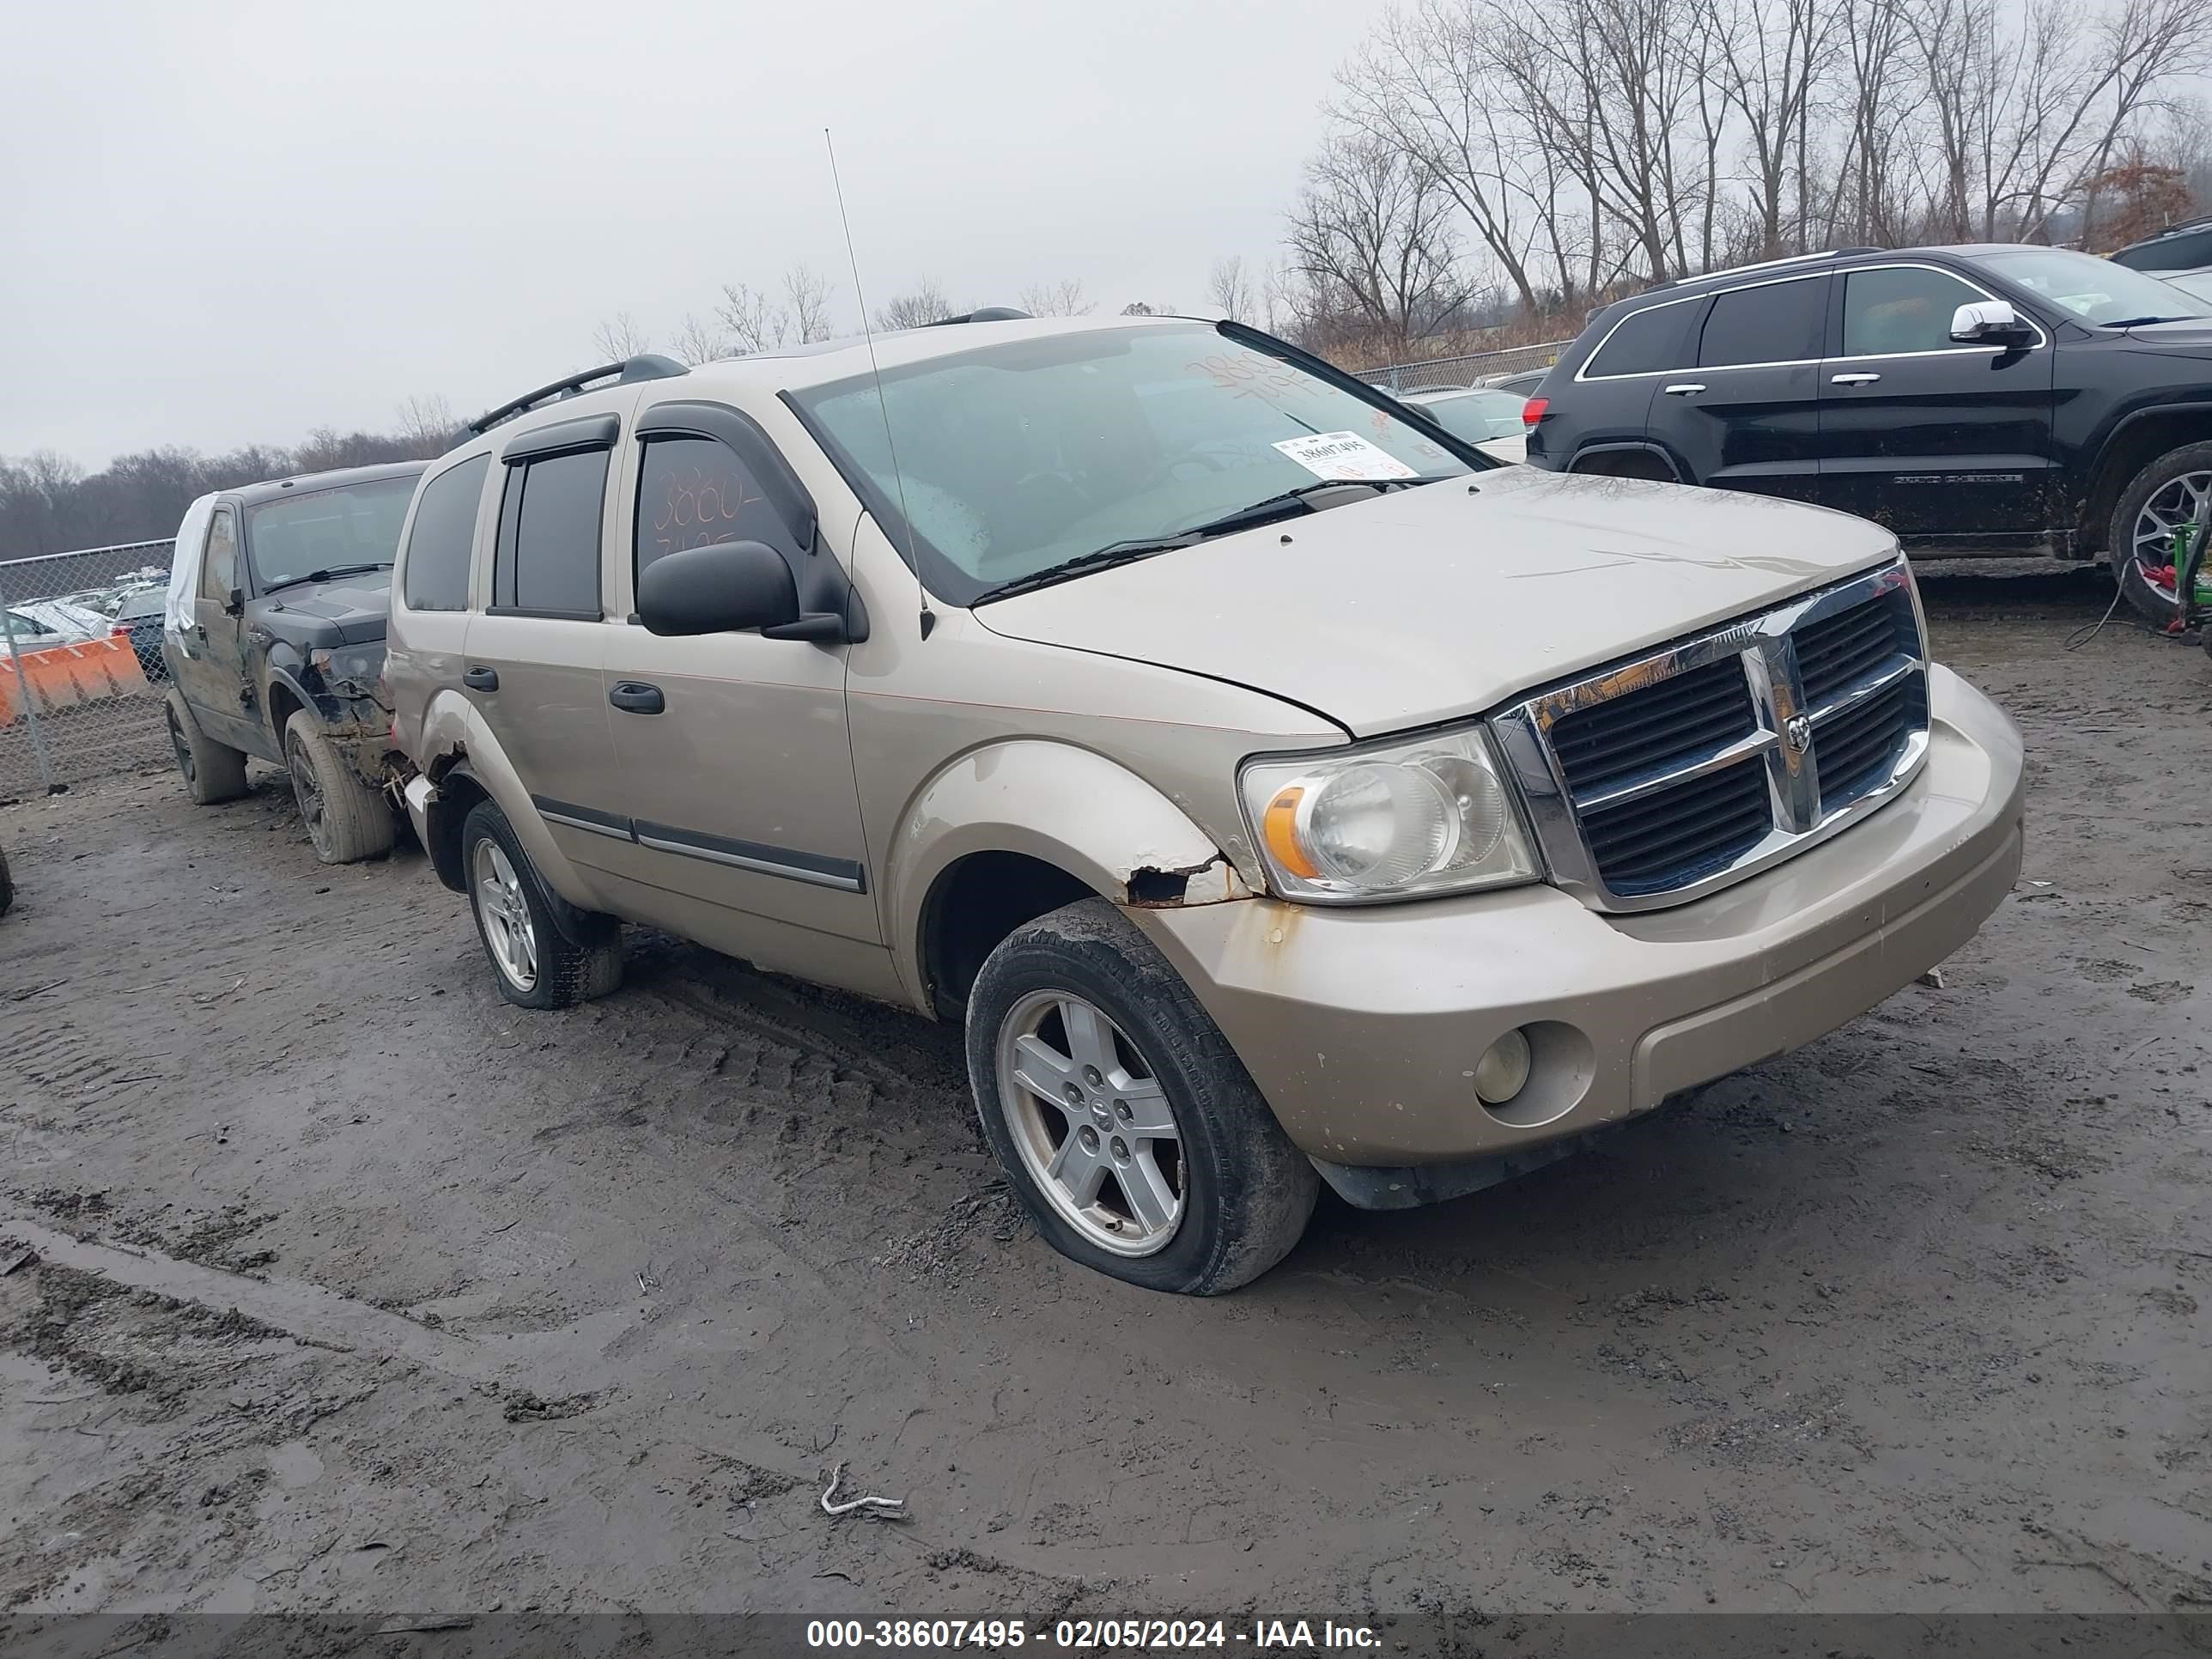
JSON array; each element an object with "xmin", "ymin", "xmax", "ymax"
[
  {"xmin": 1583, "ymin": 304, "xmax": 1694, "ymax": 378},
  {"xmin": 401, "ymin": 456, "xmax": 489, "ymax": 611},
  {"xmin": 1698, "ymin": 276, "xmax": 1827, "ymax": 367},
  {"xmin": 2110, "ymin": 228, "xmax": 2212, "ymax": 272},
  {"xmin": 496, "ymin": 450, "xmax": 607, "ymax": 617}
]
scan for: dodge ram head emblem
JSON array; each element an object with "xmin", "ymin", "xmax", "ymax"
[{"xmin": 1784, "ymin": 713, "xmax": 1814, "ymax": 754}]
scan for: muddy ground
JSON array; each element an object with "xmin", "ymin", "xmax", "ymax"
[{"xmin": 0, "ymin": 564, "xmax": 2206, "ymax": 1626}]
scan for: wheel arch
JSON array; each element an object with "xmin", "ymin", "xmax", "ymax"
[
  {"xmin": 1569, "ymin": 441, "xmax": 1685, "ymax": 482},
  {"xmin": 2075, "ymin": 404, "xmax": 2212, "ymax": 554},
  {"xmin": 891, "ymin": 740, "xmax": 1254, "ymax": 1018}
]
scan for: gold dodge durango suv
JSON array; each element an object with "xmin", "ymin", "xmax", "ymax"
[{"xmin": 385, "ymin": 314, "xmax": 2025, "ymax": 1294}]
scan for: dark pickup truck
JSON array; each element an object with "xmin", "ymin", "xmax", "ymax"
[
  {"xmin": 1523, "ymin": 244, "xmax": 2212, "ymax": 625},
  {"xmin": 162, "ymin": 461, "xmax": 428, "ymax": 862}
]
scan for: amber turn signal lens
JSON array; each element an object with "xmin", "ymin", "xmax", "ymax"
[{"xmin": 1262, "ymin": 785, "xmax": 1319, "ymax": 879}]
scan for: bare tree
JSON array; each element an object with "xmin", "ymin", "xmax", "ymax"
[
  {"xmin": 784, "ymin": 264, "xmax": 838, "ymax": 342},
  {"xmin": 591, "ymin": 313, "xmax": 653, "ymax": 362},
  {"xmin": 876, "ymin": 278, "xmax": 957, "ymax": 331},
  {"xmin": 393, "ymin": 394, "xmax": 458, "ymax": 457},
  {"xmin": 1285, "ymin": 131, "xmax": 1471, "ymax": 354},
  {"xmin": 1019, "ymin": 278, "xmax": 1093, "ymax": 316},
  {"xmin": 715, "ymin": 283, "xmax": 787, "ymax": 355},
  {"xmin": 1206, "ymin": 257, "xmax": 1255, "ymax": 321},
  {"xmin": 669, "ymin": 314, "xmax": 728, "ymax": 365}
]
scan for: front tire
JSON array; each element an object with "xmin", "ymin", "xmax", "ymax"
[
  {"xmin": 460, "ymin": 799, "xmax": 622, "ymax": 1010},
  {"xmin": 2109, "ymin": 441, "xmax": 2212, "ymax": 627},
  {"xmin": 164, "ymin": 687, "xmax": 248, "ymax": 805},
  {"xmin": 965, "ymin": 898, "xmax": 1317, "ymax": 1294},
  {"xmin": 283, "ymin": 712, "xmax": 394, "ymax": 865}
]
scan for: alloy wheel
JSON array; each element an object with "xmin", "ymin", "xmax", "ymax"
[
  {"xmin": 471, "ymin": 837, "xmax": 538, "ymax": 993},
  {"xmin": 167, "ymin": 703, "xmax": 195, "ymax": 785},
  {"xmin": 994, "ymin": 988, "xmax": 1184, "ymax": 1257},
  {"xmin": 287, "ymin": 733, "xmax": 328, "ymax": 855},
  {"xmin": 2129, "ymin": 468, "xmax": 2212, "ymax": 585}
]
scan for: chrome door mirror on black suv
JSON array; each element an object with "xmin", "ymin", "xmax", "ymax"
[
  {"xmin": 637, "ymin": 540, "xmax": 800, "ymax": 636},
  {"xmin": 1948, "ymin": 300, "xmax": 2031, "ymax": 344}
]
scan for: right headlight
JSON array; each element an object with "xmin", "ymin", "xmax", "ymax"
[{"xmin": 1238, "ymin": 726, "xmax": 1541, "ymax": 904}]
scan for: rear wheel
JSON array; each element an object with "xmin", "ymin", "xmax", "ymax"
[
  {"xmin": 966, "ymin": 898, "xmax": 1316, "ymax": 1294},
  {"xmin": 164, "ymin": 687, "xmax": 248, "ymax": 805},
  {"xmin": 283, "ymin": 712, "xmax": 394, "ymax": 865},
  {"xmin": 460, "ymin": 799, "xmax": 622, "ymax": 1010},
  {"xmin": 2109, "ymin": 441, "xmax": 2212, "ymax": 627}
]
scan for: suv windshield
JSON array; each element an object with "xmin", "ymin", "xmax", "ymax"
[
  {"xmin": 244, "ymin": 477, "xmax": 418, "ymax": 591},
  {"xmin": 791, "ymin": 323, "xmax": 1478, "ymax": 605},
  {"xmin": 1966, "ymin": 247, "xmax": 2210, "ymax": 327}
]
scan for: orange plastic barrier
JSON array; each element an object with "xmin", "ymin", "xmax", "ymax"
[{"xmin": 0, "ymin": 635, "xmax": 151, "ymax": 726}]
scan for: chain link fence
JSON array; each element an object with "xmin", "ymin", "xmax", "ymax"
[
  {"xmin": 0, "ymin": 540, "xmax": 177, "ymax": 802},
  {"xmin": 1354, "ymin": 338, "xmax": 1571, "ymax": 396}
]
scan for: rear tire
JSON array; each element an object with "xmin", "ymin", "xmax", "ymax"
[
  {"xmin": 460, "ymin": 799, "xmax": 622, "ymax": 1010},
  {"xmin": 164, "ymin": 687, "xmax": 248, "ymax": 805},
  {"xmin": 283, "ymin": 711, "xmax": 394, "ymax": 865},
  {"xmin": 2109, "ymin": 441, "xmax": 2212, "ymax": 627},
  {"xmin": 965, "ymin": 898, "xmax": 1317, "ymax": 1294}
]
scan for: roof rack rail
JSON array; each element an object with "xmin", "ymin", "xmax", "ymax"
[
  {"xmin": 1659, "ymin": 246, "xmax": 1884, "ymax": 289},
  {"xmin": 921, "ymin": 307, "xmax": 1032, "ymax": 327},
  {"xmin": 463, "ymin": 354, "xmax": 690, "ymax": 438}
]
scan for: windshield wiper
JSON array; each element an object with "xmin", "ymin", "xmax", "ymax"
[
  {"xmin": 969, "ymin": 477, "xmax": 1456, "ymax": 604},
  {"xmin": 970, "ymin": 542, "xmax": 1195, "ymax": 603},
  {"xmin": 260, "ymin": 561, "xmax": 392, "ymax": 595},
  {"xmin": 2101, "ymin": 315, "xmax": 2190, "ymax": 328}
]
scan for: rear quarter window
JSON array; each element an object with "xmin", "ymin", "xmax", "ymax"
[
  {"xmin": 401, "ymin": 456, "xmax": 491, "ymax": 611},
  {"xmin": 1583, "ymin": 302, "xmax": 1695, "ymax": 379}
]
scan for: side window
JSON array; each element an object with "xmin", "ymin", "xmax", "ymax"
[
  {"xmin": 493, "ymin": 449, "xmax": 609, "ymax": 617},
  {"xmin": 634, "ymin": 435, "xmax": 793, "ymax": 582},
  {"xmin": 1698, "ymin": 276, "xmax": 1827, "ymax": 368},
  {"xmin": 401, "ymin": 455, "xmax": 490, "ymax": 611},
  {"xmin": 198, "ymin": 508, "xmax": 238, "ymax": 602},
  {"xmin": 1583, "ymin": 303, "xmax": 1694, "ymax": 379},
  {"xmin": 1842, "ymin": 266, "xmax": 1990, "ymax": 357},
  {"xmin": 2112, "ymin": 229, "xmax": 2212, "ymax": 271}
]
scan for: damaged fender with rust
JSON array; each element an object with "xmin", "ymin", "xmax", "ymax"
[{"xmin": 881, "ymin": 739, "xmax": 1256, "ymax": 1003}]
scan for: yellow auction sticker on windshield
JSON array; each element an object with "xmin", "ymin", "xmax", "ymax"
[{"xmin": 1271, "ymin": 431, "xmax": 1420, "ymax": 483}]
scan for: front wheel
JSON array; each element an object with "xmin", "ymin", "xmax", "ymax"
[
  {"xmin": 2109, "ymin": 441, "xmax": 2212, "ymax": 627},
  {"xmin": 283, "ymin": 712, "xmax": 394, "ymax": 865},
  {"xmin": 965, "ymin": 898, "xmax": 1317, "ymax": 1294},
  {"xmin": 460, "ymin": 799, "xmax": 622, "ymax": 1010}
]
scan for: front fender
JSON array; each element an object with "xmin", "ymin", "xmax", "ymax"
[
  {"xmin": 415, "ymin": 688, "xmax": 609, "ymax": 913},
  {"xmin": 885, "ymin": 739, "xmax": 1250, "ymax": 1006}
]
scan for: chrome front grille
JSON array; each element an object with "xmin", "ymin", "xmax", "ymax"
[{"xmin": 1492, "ymin": 560, "xmax": 1930, "ymax": 912}]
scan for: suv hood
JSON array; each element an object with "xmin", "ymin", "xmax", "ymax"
[
  {"xmin": 259, "ymin": 570, "xmax": 392, "ymax": 646},
  {"xmin": 2118, "ymin": 319, "xmax": 2212, "ymax": 358},
  {"xmin": 973, "ymin": 469, "xmax": 1899, "ymax": 737}
]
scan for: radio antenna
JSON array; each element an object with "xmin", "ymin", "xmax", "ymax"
[{"xmin": 825, "ymin": 128, "xmax": 933, "ymax": 641}]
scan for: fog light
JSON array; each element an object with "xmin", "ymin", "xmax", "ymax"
[{"xmin": 1474, "ymin": 1028, "xmax": 1532, "ymax": 1105}]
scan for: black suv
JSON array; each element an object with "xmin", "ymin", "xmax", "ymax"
[
  {"xmin": 1524, "ymin": 244, "xmax": 2212, "ymax": 623},
  {"xmin": 2108, "ymin": 217, "xmax": 2212, "ymax": 277},
  {"xmin": 162, "ymin": 460, "xmax": 428, "ymax": 861}
]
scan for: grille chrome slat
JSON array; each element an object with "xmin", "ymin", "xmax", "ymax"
[{"xmin": 1492, "ymin": 560, "xmax": 1930, "ymax": 913}]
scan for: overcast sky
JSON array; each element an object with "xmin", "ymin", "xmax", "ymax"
[{"xmin": 0, "ymin": 0, "xmax": 1362, "ymax": 465}]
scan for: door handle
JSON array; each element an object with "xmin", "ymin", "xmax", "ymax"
[
  {"xmin": 608, "ymin": 681, "xmax": 665, "ymax": 714},
  {"xmin": 1832, "ymin": 372, "xmax": 1882, "ymax": 386},
  {"xmin": 1662, "ymin": 383, "xmax": 1705, "ymax": 396},
  {"xmin": 462, "ymin": 665, "xmax": 499, "ymax": 692}
]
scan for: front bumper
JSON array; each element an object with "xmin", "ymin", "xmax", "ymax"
[{"xmin": 1131, "ymin": 665, "xmax": 2024, "ymax": 1170}]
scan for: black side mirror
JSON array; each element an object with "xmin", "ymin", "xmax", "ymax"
[
  {"xmin": 637, "ymin": 540, "xmax": 801, "ymax": 636},
  {"xmin": 224, "ymin": 587, "xmax": 245, "ymax": 616}
]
